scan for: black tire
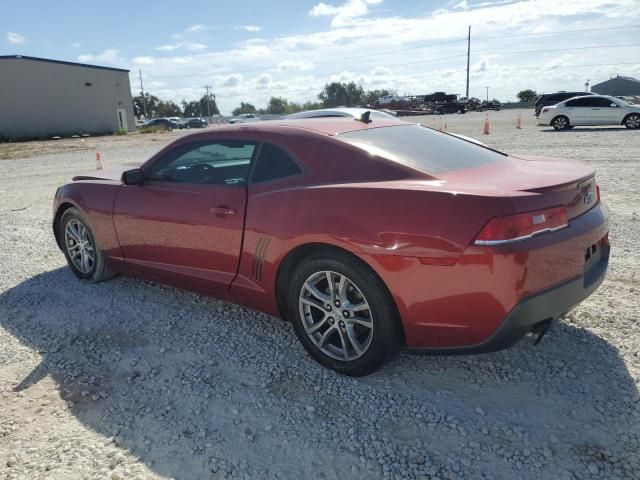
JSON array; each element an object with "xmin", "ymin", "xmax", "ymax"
[
  {"xmin": 551, "ymin": 115, "xmax": 570, "ymax": 130},
  {"xmin": 59, "ymin": 207, "xmax": 114, "ymax": 282},
  {"xmin": 287, "ymin": 250, "xmax": 402, "ymax": 376},
  {"xmin": 624, "ymin": 113, "xmax": 640, "ymax": 129}
]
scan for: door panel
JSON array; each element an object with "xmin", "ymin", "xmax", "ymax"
[{"xmin": 113, "ymin": 182, "xmax": 246, "ymax": 294}]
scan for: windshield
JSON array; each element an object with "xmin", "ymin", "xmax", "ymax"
[{"xmin": 338, "ymin": 124, "xmax": 505, "ymax": 174}]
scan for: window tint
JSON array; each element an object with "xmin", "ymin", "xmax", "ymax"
[
  {"xmin": 566, "ymin": 97, "xmax": 599, "ymax": 107},
  {"xmin": 252, "ymin": 143, "xmax": 302, "ymax": 183},
  {"xmin": 150, "ymin": 140, "xmax": 256, "ymax": 185},
  {"xmin": 339, "ymin": 125, "xmax": 505, "ymax": 174},
  {"xmin": 546, "ymin": 94, "xmax": 562, "ymax": 102},
  {"xmin": 592, "ymin": 97, "xmax": 616, "ymax": 107}
]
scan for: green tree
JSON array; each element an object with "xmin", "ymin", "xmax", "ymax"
[
  {"xmin": 199, "ymin": 94, "xmax": 220, "ymax": 117},
  {"xmin": 517, "ymin": 89, "xmax": 538, "ymax": 102},
  {"xmin": 155, "ymin": 100, "xmax": 182, "ymax": 118},
  {"xmin": 232, "ymin": 102, "xmax": 258, "ymax": 116},
  {"xmin": 181, "ymin": 100, "xmax": 203, "ymax": 118},
  {"xmin": 133, "ymin": 93, "xmax": 160, "ymax": 119},
  {"xmin": 265, "ymin": 96, "xmax": 289, "ymax": 115},
  {"xmin": 302, "ymin": 100, "xmax": 323, "ymax": 111},
  {"xmin": 318, "ymin": 81, "xmax": 364, "ymax": 108}
]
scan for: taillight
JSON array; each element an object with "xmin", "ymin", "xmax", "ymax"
[{"xmin": 474, "ymin": 207, "xmax": 568, "ymax": 246}]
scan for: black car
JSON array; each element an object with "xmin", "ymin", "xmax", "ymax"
[
  {"xmin": 434, "ymin": 102, "xmax": 466, "ymax": 114},
  {"xmin": 534, "ymin": 91, "xmax": 595, "ymax": 117},
  {"xmin": 142, "ymin": 118, "xmax": 178, "ymax": 130},
  {"xmin": 177, "ymin": 118, "xmax": 207, "ymax": 129},
  {"xmin": 477, "ymin": 101, "xmax": 501, "ymax": 112}
]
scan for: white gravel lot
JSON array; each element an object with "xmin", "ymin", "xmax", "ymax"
[{"xmin": 0, "ymin": 110, "xmax": 639, "ymax": 480}]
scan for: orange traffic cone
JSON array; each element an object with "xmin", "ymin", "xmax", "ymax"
[
  {"xmin": 438, "ymin": 118, "xmax": 443, "ymax": 131},
  {"xmin": 444, "ymin": 122, "xmax": 448, "ymax": 131},
  {"xmin": 483, "ymin": 114, "xmax": 490, "ymax": 135},
  {"xmin": 95, "ymin": 151, "xmax": 104, "ymax": 170},
  {"xmin": 516, "ymin": 111, "xmax": 522, "ymax": 129}
]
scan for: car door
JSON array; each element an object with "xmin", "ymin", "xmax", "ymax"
[
  {"xmin": 589, "ymin": 97, "xmax": 624, "ymax": 125},
  {"xmin": 112, "ymin": 139, "xmax": 257, "ymax": 295},
  {"xmin": 564, "ymin": 97, "xmax": 595, "ymax": 125}
]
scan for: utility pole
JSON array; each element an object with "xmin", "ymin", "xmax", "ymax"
[
  {"xmin": 204, "ymin": 85, "xmax": 213, "ymax": 122},
  {"xmin": 485, "ymin": 86, "xmax": 489, "ymax": 103},
  {"xmin": 465, "ymin": 26, "xmax": 471, "ymax": 99},
  {"xmin": 138, "ymin": 69, "xmax": 148, "ymax": 119}
]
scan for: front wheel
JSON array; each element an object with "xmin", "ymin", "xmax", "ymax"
[
  {"xmin": 624, "ymin": 113, "xmax": 640, "ymax": 129},
  {"xmin": 552, "ymin": 115, "xmax": 570, "ymax": 130},
  {"xmin": 287, "ymin": 251, "xmax": 402, "ymax": 376},
  {"xmin": 60, "ymin": 208, "xmax": 114, "ymax": 282}
]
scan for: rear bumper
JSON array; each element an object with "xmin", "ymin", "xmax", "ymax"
[{"xmin": 409, "ymin": 239, "xmax": 609, "ymax": 355}]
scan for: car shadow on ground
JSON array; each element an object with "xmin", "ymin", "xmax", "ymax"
[
  {"xmin": 1, "ymin": 268, "xmax": 639, "ymax": 479},
  {"xmin": 541, "ymin": 127, "xmax": 629, "ymax": 133}
]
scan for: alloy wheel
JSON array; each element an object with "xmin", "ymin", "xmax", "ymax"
[
  {"xmin": 553, "ymin": 117, "xmax": 568, "ymax": 129},
  {"xmin": 64, "ymin": 219, "xmax": 95, "ymax": 274},
  {"xmin": 626, "ymin": 114, "xmax": 640, "ymax": 129},
  {"xmin": 299, "ymin": 270, "xmax": 374, "ymax": 361}
]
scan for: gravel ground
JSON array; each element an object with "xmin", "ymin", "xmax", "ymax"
[{"xmin": 1, "ymin": 110, "xmax": 639, "ymax": 480}]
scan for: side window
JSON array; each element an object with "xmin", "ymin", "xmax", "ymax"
[
  {"xmin": 251, "ymin": 143, "xmax": 303, "ymax": 183},
  {"xmin": 593, "ymin": 97, "xmax": 615, "ymax": 107},
  {"xmin": 546, "ymin": 95, "xmax": 561, "ymax": 103},
  {"xmin": 565, "ymin": 97, "xmax": 598, "ymax": 107},
  {"xmin": 150, "ymin": 140, "xmax": 256, "ymax": 185}
]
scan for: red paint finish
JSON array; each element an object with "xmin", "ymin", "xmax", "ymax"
[{"xmin": 53, "ymin": 118, "xmax": 609, "ymax": 350}]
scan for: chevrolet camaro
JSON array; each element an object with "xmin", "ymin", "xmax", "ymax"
[{"xmin": 53, "ymin": 116, "xmax": 609, "ymax": 376}]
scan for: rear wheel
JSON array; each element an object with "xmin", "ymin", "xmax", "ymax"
[
  {"xmin": 60, "ymin": 208, "xmax": 114, "ymax": 282},
  {"xmin": 624, "ymin": 113, "xmax": 640, "ymax": 129},
  {"xmin": 287, "ymin": 251, "xmax": 402, "ymax": 376},
  {"xmin": 552, "ymin": 115, "xmax": 570, "ymax": 130}
]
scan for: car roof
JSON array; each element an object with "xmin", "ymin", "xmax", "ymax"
[
  {"xmin": 185, "ymin": 117, "xmax": 408, "ymax": 137},
  {"xmin": 283, "ymin": 108, "xmax": 396, "ymax": 120}
]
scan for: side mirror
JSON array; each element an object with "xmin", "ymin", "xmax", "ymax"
[{"xmin": 122, "ymin": 168, "xmax": 144, "ymax": 185}]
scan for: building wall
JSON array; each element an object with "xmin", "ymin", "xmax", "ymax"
[
  {"xmin": 592, "ymin": 77, "xmax": 640, "ymax": 96},
  {"xmin": 0, "ymin": 57, "xmax": 135, "ymax": 140}
]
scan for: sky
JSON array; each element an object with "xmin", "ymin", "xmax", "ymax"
[{"xmin": 2, "ymin": 0, "xmax": 640, "ymax": 114}]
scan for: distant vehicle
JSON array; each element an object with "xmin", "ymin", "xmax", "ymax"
[
  {"xmin": 282, "ymin": 108, "xmax": 397, "ymax": 120},
  {"xmin": 377, "ymin": 95, "xmax": 405, "ymax": 105},
  {"xmin": 534, "ymin": 91, "xmax": 595, "ymax": 117},
  {"xmin": 538, "ymin": 95, "xmax": 640, "ymax": 130},
  {"xmin": 434, "ymin": 103, "xmax": 465, "ymax": 114},
  {"xmin": 135, "ymin": 119, "xmax": 146, "ymax": 127},
  {"xmin": 477, "ymin": 101, "xmax": 501, "ymax": 112},
  {"xmin": 229, "ymin": 113, "xmax": 261, "ymax": 124},
  {"xmin": 141, "ymin": 118, "xmax": 178, "ymax": 130},
  {"xmin": 178, "ymin": 118, "xmax": 208, "ymax": 129},
  {"xmin": 167, "ymin": 117, "xmax": 182, "ymax": 123}
]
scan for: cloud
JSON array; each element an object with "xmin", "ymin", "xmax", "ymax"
[
  {"xmin": 222, "ymin": 74, "xmax": 243, "ymax": 87},
  {"xmin": 132, "ymin": 56, "xmax": 156, "ymax": 65},
  {"xmin": 371, "ymin": 66, "xmax": 391, "ymax": 76},
  {"xmin": 6, "ymin": 32, "xmax": 25, "ymax": 44},
  {"xmin": 277, "ymin": 60, "xmax": 315, "ymax": 71},
  {"xmin": 185, "ymin": 24, "xmax": 206, "ymax": 33},
  {"xmin": 309, "ymin": 0, "xmax": 383, "ymax": 27},
  {"xmin": 237, "ymin": 25, "xmax": 262, "ymax": 32},
  {"xmin": 77, "ymin": 49, "xmax": 121, "ymax": 64},
  {"xmin": 255, "ymin": 73, "xmax": 272, "ymax": 89},
  {"xmin": 71, "ymin": 42, "xmax": 81, "ymax": 48},
  {"xmin": 156, "ymin": 37, "xmax": 207, "ymax": 52}
]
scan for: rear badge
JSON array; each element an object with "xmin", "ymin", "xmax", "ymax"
[
  {"xmin": 532, "ymin": 214, "xmax": 546, "ymax": 225},
  {"xmin": 584, "ymin": 191, "xmax": 593, "ymax": 205}
]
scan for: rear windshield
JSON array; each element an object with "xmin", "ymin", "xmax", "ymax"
[{"xmin": 338, "ymin": 124, "xmax": 505, "ymax": 174}]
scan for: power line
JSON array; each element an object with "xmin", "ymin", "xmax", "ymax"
[{"xmin": 473, "ymin": 24, "xmax": 640, "ymax": 40}]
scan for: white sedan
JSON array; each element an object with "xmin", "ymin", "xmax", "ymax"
[{"xmin": 539, "ymin": 94, "xmax": 640, "ymax": 130}]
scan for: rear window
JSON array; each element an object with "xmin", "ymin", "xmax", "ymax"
[{"xmin": 338, "ymin": 124, "xmax": 505, "ymax": 174}]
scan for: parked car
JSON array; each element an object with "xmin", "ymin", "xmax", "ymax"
[
  {"xmin": 141, "ymin": 118, "xmax": 178, "ymax": 130},
  {"xmin": 178, "ymin": 118, "xmax": 208, "ymax": 129},
  {"xmin": 229, "ymin": 113, "xmax": 260, "ymax": 124},
  {"xmin": 534, "ymin": 91, "xmax": 595, "ymax": 117},
  {"xmin": 282, "ymin": 108, "xmax": 397, "ymax": 120},
  {"xmin": 477, "ymin": 101, "xmax": 501, "ymax": 112},
  {"xmin": 538, "ymin": 95, "xmax": 640, "ymax": 130},
  {"xmin": 434, "ymin": 102, "xmax": 466, "ymax": 115},
  {"xmin": 53, "ymin": 117, "xmax": 609, "ymax": 376}
]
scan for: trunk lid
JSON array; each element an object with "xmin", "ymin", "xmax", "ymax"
[{"xmin": 439, "ymin": 155, "xmax": 598, "ymax": 219}]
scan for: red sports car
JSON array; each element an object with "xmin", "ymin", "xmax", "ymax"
[{"xmin": 53, "ymin": 117, "xmax": 609, "ymax": 376}]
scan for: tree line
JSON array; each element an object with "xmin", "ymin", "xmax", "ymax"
[{"xmin": 133, "ymin": 82, "xmax": 395, "ymax": 118}]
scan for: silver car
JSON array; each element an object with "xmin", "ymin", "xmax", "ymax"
[{"xmin": 538, "ymin": 94, "xmax": 640, "ymax": 130}]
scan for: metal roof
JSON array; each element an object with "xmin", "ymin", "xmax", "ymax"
[{"xmin": 0, "ymin": 55, "xmax": 129, "ymax": 73}]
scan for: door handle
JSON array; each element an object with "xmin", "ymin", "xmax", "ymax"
[{"xmin": 210, "ymin": 205, "xmax": 237, "ymax": 216}]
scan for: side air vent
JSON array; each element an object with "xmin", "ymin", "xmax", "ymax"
[{"xmin": 252, "ymin": 237, "xmax": 271, "ymax": 282}]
